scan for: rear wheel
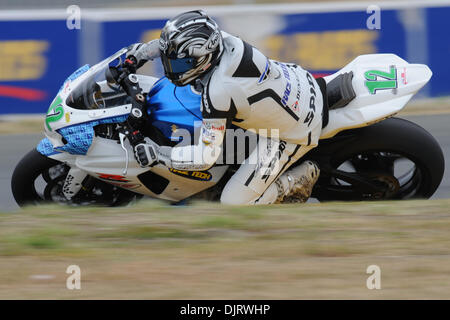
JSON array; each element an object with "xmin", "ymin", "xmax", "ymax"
[
  {"xmin": 11, "ymin": 149, "xmax": 142, "ymax": 207},
  {"xmin": 309, "ymin": 118, "xmax": 445, "ymax": 201}
]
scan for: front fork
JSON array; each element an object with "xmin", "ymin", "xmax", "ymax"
[{"xmin": 62, "ymin": 168, "xmax": 88, "ymax": 200}]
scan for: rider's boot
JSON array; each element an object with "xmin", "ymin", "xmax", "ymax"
[
  {"xmin": 279, "ymin": 160, "xmax": 320, "ymax": 203},
  {"xmin": 255, "ymin": 160, "xmax": 320, "ymax": 204}
]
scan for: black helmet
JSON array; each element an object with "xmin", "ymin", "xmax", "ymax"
[{"xmin": 159, "ymin": 10, "xmax": 223, "ymax": 86}]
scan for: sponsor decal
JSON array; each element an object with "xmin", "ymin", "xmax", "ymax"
[
  {"xmin": 290, "ymin": 66, "xmax": 302, "ymax": 112},
  {"xmin": 261, "ymin": 140, "xmax": 287, "ymax": 182},
  {"xmin": 202, "ymin": 127, "xmax": 215, "ymax": 145},
  {"xmin": 281, "ymin": 82, "xmax": 291, "ymax": 107},
  {"xmin": 201, "ymin": 120, "xmax": 225, "ymax": 145},
  {"xmin": 45, "ymin": 95, "xmax": 64, "ymax": 131},
  {"xmin": 279, "ymin": 62, "xmax": 303, "ymax": 115},
  {"xmin": 174, "ymin": 163, "xmax": 212, "ymax": 171},
  {"xmin": 401, "ymin": 67, "xmax": 407, "ymax": 85},
  {"xmin": 293, "ymin": 68, "xmax": 301, "ymax": 100},
  {"xmin": 304, "ymin": 73, "xmax": 317, "ymax": 127},
  {"xmin": 279, "ymin": 63, "xmax": 292, "ymax": 108},
  {"xmin": 280, "ymin": 62, "xmax": 290, "ymax": 81},
  {"xmin": 169, "ymin": 168, "xmax": 212, "ymax": 181},
  {"xmin": 211, "ymin": 124, "xmax": 225, "ymax": 131},
  {"xmin": 364, "ymin": 66, "xmax": 398, "ymax": 94}
]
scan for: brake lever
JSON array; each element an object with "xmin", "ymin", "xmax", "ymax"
[{"xmin": 119, "ymin": 132, "xmax": 129, "ymax": 175}]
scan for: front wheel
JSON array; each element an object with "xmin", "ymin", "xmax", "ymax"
[
  {"xmin": 309, "ymin": 117, "xmax": 445, "ymax": 201},
  {"xmin": 11, "ymin": 149, "xmax": 142, "ymax": 207}
]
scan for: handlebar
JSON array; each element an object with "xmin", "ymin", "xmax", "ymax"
[{"xmin": 105, "ymin": 59, "xmax": 148, "ymax": 149}]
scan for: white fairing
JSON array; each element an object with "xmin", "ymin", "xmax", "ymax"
[
  {"xmin": 74, "ymin": 136, "xmax": 229, "ymax": 201},
  {"xmin": 50, "ymin": 134, "xmax": 229, "ymax": 201},
  {"xmin": 320, "ymin": 54, "xmax": 432, "ymax": 139}
]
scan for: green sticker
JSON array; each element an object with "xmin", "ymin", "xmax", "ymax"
[
  {"xmin": 45, "ymin": 95, "xmax": 64, "ymax": 131},
  {"xmin": 364, "ymin": 66, "xmax": 397, "ymax": 94}
]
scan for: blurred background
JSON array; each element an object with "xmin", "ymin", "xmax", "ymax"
[{"xmin": 0, "ymin": 0, "xmax": 449, "ymax": 115}]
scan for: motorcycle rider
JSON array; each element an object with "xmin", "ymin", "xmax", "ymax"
[{"xmin": 127, "ymin": 10, "xmax": 323, "ymax": 204}]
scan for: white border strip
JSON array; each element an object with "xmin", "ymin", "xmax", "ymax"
[{"xmin": 1, "ymin": 0, "xmax": 450, "ymax": 21}]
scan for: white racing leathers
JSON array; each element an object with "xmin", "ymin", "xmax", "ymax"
[{"xmin": 158, "ymin": 33, "xmax": 323, "ymax": 204}]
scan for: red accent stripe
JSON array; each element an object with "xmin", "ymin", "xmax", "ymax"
[
  {"xmin": 312, "ymin": 73, "xmax": 332, "ymax": 79},
  {"xmin": 0, "ymin": 85, "xmax": 47, "ymax": 101}
]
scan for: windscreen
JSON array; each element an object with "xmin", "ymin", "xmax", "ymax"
[{"xmin": 66, "ymin": 48, "xmax": 132, "ymax": 110}]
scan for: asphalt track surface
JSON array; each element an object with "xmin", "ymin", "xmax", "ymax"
[{"xmin": 1, "ymin": 114, "xmax": 449, "ymax": 211}]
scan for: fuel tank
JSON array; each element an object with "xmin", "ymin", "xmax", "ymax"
[{"xmin": 146, "ymin": 77, "xmax": 202, "ymax": 143}]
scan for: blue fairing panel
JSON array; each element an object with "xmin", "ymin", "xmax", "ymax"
[
  {"xmin": 146, "ymin": 77, "xmax": 202, "ymax": 142},
  {"xmin": 37, "ymin": 114, "xmax": 128, "ymax": 157},
  {"xmin": 37, "ymin": 138, "xmax": 59, "ymax": 156}
]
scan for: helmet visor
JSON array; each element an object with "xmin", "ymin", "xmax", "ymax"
[{"xmin": 161, "ymin": 54, "xmax": 196, "ymax": 82}]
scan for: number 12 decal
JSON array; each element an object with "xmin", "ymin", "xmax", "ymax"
[{"xmin": 364, "ymin": 66, "xmax": 398, "ymax": 94}]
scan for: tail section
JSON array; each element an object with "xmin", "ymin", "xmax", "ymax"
[{"xmin": 320, "ymin": 54, "xmax": 432, "ymax": 139}]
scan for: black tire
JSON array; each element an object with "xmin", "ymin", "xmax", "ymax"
[
  {"xmin": 310, "ymin": 117, "xmax": 445, "ymax": 201},
  {"xmin": 11, "ymin": 149, "xmax": 62, "ymax": 206},
  {"xmin": 11, "ymin": 149, "xmax": 143, "ymax": 207}
]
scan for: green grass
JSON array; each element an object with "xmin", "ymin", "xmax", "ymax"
[{"xmin": 1, "ymin": 199, "xmax": 450, "ymax": 299}]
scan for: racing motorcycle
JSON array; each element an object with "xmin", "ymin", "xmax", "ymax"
[{"xmin": 11, "ymin": 47, "xmax": 445, "ymax": 206}]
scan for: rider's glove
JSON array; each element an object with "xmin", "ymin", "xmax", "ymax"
[
  {"xmin": 134, "ymin": 142, "xmax": 158, "ymax": 167},
  {"xmin": 126, "ymin": 40, "xmax": 161, "ymax": 69}
]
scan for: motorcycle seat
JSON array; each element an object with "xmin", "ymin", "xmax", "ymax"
[{"xmin": 325, "ymin": 71, "xmax": 356, "ymax": 110}]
